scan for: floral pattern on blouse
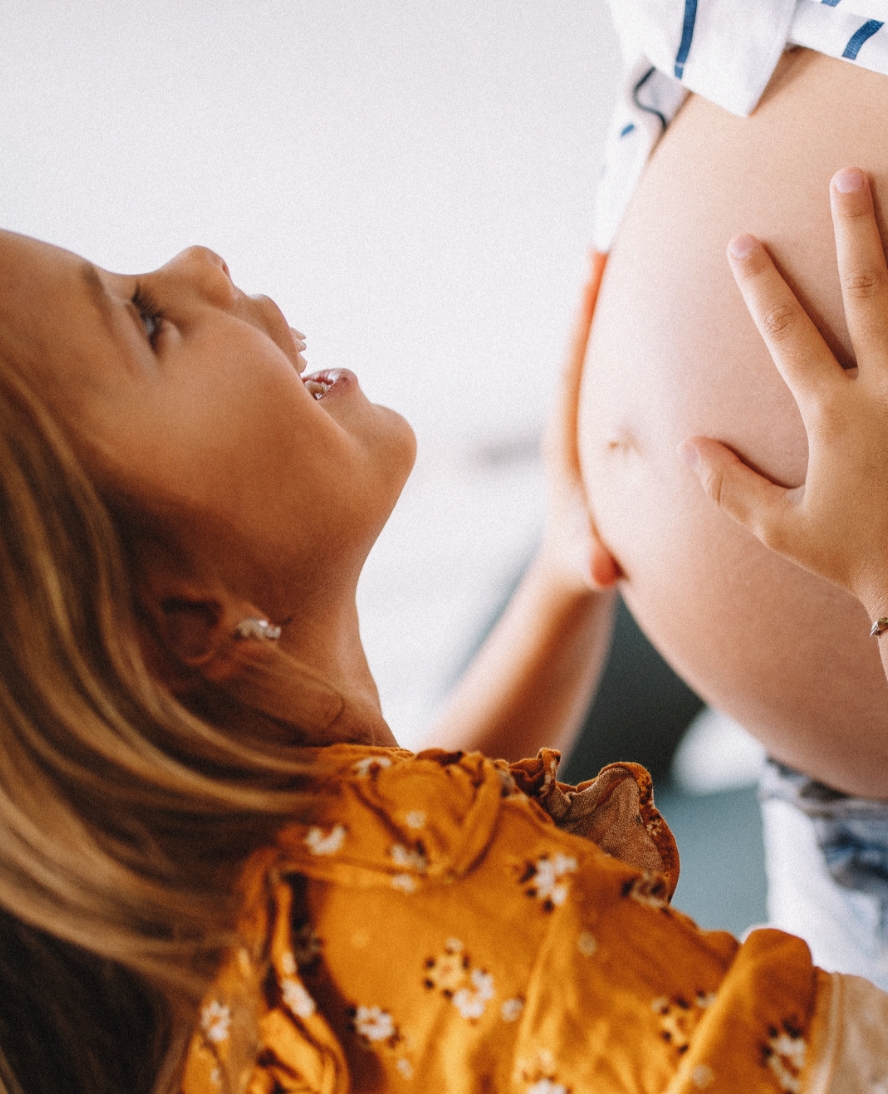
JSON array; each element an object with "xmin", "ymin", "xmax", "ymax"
[
  {"xmin": 304, "ymin": 824, "xmax": 347, "ymax": 856},
  {"xmin": 179, "ymin": 744, "xmax": 843, "ymax": 1094},
  {"xmin": 516, "ymin": 1048, "xmax": 572, "ymax": 1094},
  {"xmin": 517, "ymin": 851, "xmax": 578, "ymax": 911},
  {"xmin": 651, "ymin": 990, "xmax": 716, "ymax": 1055},
  {"xmin": 763, "ymin": 1021, "xmax": 807, "ymax": 1094},
  {"xmin": 423, "ymin": 938, "xmax": 495, "ymax": 1021},
  {"xmin": 200, "ymin": 1001, "xmax": 232, "ymax": 1046}
]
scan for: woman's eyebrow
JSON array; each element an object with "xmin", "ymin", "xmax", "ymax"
[
  {"xmin": 78, "ymin": 261, "xmax": 115, "ymax": 331},
  {"xmin": 77, "ymin": 260, "xmax": 147, "ymax": 372}
]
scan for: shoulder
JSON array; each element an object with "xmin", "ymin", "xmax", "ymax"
[{"xmin": 270, "ymin": 744, "xmax": 544, "ymax": 888}]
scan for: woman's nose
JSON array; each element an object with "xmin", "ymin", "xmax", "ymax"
[{"xmin": 161, "ymin": 246, "xmax": 237, "ymax": 306}]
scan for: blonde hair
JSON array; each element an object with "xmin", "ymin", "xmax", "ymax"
[{"xmin": 0, "ymin": 359, "xmax": 326, "ymax": 1092}]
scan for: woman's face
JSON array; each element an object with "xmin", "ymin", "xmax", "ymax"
[{"xmin": 0, "ymin": 230, "xmax": 416, "ymax": 613}]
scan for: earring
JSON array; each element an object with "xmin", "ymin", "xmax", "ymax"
[{"xmin": 234, "ymin": 617, "xmax": 282, "ymax": 642}]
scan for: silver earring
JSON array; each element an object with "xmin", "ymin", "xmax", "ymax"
[{"xmin": 234, "ymin": 617, "xmax": 282, "ymax": 642}]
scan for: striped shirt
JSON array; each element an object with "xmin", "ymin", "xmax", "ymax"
[{"xmin": 596, "ymin": 0, "xmax": 888, "ymax": 249}]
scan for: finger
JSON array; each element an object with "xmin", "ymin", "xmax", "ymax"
[
  {"xmin": 727, "ymin": 234, "xmax": 839, "ymax": 411},
  {"xmin": 680, "ymin": 437, "xmax": 794, "ymax": 549},
  {"xmin": 830, "ymin": 168, "xmax": 888, "ymax": 363}
]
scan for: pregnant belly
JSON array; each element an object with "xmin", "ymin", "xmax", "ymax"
[{"xmin": 579, "ymin": 48, "xmax": 888, "ymax": 797}]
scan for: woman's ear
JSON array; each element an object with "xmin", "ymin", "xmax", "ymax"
[
  {"xmin": 156, "ymin": 596, "xmax": 225, "ymax": 665},
  {"xmin": 137, "ymin": 584, "xmax": 282, "ymax": 696},
  {"xmin": 132, "ymin": 538, "xmax": 271, "ymax": 688}
]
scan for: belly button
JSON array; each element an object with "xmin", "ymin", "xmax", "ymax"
[{"xmin": 606, "ymin": 427, "xmax": 642, "ymax": 458}]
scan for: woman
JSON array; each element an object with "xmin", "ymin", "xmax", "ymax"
[
  {"xmin": 2, "ymin": 179, "xmax": 888, "ymax": 1092},
  {"xmin": 430, "ymin": 14, "xmax": 888, "ymax": 986},
  {"xmin": 578, "ymin": 8, "xmax": 888, "ymax": 983},
  {"xmin": 435, "ymin": 10, "xmax": 888, "ymax": 795}
]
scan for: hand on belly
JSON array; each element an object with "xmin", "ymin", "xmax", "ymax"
[{"xmin": 578, "ymin": 49, "xmax": 888, "ymax": 797}]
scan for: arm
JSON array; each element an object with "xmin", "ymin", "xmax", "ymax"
[
  {"xmin": 682, "ymin": 168, "xmax": 888, "ymax": 687},
  {"xmin": 426, "ymin": 254, "xmax": 621, "ymax": 762}
]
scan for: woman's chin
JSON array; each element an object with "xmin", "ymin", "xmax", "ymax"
[{"xmin": 379, "ymin": 404, "xmax": 418, "ymax": 485}]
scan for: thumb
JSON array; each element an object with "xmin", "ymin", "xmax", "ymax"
[{"xmin": 679, "ymin": 437, "xmax": 791, "ymax": 543}]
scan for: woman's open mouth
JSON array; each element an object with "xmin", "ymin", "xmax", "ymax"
[
  {"xmin": 304, "ymin": 376, "xmax": 332, "ymax": 400},
  {"xmin": 301, "ymin": 369, "xmax": 353, "ymax": 400}
]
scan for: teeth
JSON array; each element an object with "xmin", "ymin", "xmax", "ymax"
[{"xmin": 304, "ymin": 379, "xmax": 329, "ymax": 400}]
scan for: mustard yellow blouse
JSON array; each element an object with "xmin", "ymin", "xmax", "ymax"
[{"xmin": 180, "ymin": 746, "xmax": 888, "ymax": 1093}]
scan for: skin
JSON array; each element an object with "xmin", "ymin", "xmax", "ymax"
[
  {"xmin": 0, "ymin": 232, "xmax": 417, "ymax": 737},
  {"xmin": 579, "ymin": 49, "xmax": 888, "ymax": 797},
  {"xmin": 7, "ymin": 110, "xmax": 887, "ymax": 802},
  {"xmin": 0, "ymin": 231, "xmax": 615, "ymax": 758},
  {"xmin": 686, "ymin": 170, "xmax": 888, "ymax": 697}
]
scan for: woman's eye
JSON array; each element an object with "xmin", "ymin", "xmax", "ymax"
[{"xmin": 131, "ymin": 285, "xmax": 164, "ymax": 346}]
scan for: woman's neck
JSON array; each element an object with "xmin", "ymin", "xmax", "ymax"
[{"xmin": 274, "ymin": 595, "xmax": 398, "ymax": 748}]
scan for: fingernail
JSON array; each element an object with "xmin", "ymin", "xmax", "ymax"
[
  {"xmin": 834, "ymin": 167, "xmax": 865, "ymax": 193},
  {"xmin": 678, "ymin": 441, "xmax": 700, "ymax": 471},
  {"xmin": 728, "ymin": 234, "xmax": 757, "ymax": 259}
]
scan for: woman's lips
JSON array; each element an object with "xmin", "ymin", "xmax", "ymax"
[{"xmin": 302, "ymin": 369, "xmax": 355, "ymax": 400}]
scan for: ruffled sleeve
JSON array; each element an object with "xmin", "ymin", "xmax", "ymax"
[
  {"xmin": 180, "ymin": 745, "xmax": 888, "ymax": 1094},
  {"xmin": 506, "ymin": 748, "xmax": 680, "ymax": 898}
]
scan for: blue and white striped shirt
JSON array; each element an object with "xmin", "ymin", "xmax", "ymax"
[{"xmin": 596, "ymin": 0, "xmax": 888, "ymax": 249}]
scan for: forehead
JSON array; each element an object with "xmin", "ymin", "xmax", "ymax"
[
  {"xmin": 0, "ymin": 230, "xmax": 126, "ymax": 401},
  {"xmin": 0, "ymin": 229, "xmax": 96, "ymax": 299}
]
